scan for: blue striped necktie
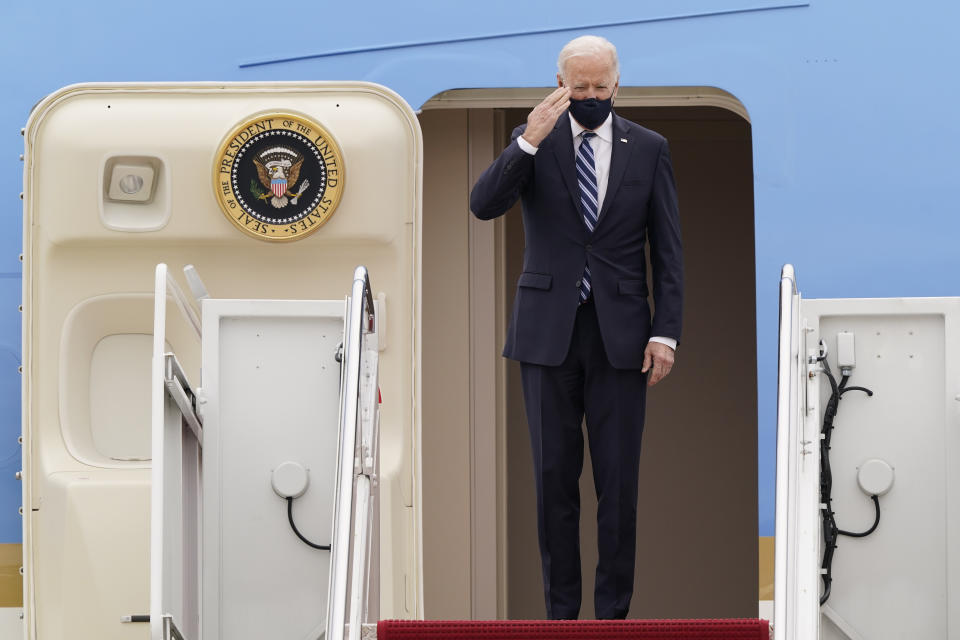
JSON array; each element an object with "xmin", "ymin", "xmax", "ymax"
[{"xmin": 576, "ymin": 131, "xmax": 598, "ymax": 303}]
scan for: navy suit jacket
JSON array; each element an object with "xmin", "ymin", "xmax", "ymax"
[{"xmin": 470, "ymin": 113, "xmax": 683, "ymax": 369}]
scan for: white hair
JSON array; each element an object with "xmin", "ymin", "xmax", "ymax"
[{"xmin": 556, "ymin": 35, "xmax": 620, "ymax": 82}]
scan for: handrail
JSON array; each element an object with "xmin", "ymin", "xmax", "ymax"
[
  {"xmin": 165, "ymin": 271, "xmax": 201, "ymax": 339},
  {"xmin": 163, "ymin": 354, "xmax": 203, "ymax": 446},
  {"xmin": 327, "ymin": 266, "xmax": 377, "ymax": 640},
  {"xmin": 151, "ymin": 263, "xmax": 172, "ymax": 640},
  {"xmin": 162, "ymin": 614, "xmax": 187, "ymax": 640},
  {"xmin": 349, "ymin": 322, "xmax": 380, "ymax": 640},
  {"xmin": 773, "ymin": 264, "xmax": 798, "ymax": 640},
  {"xmin": 151, "ymin": 263, "xmax": 202, "ymax": 640}
]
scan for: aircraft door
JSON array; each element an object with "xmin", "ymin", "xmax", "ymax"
[{"xmin": 22, "ymin": 81, "xmax": 421, "ymax": 639}]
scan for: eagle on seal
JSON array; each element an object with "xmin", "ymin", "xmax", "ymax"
[{"xmin": 253, "ymin": 146, "xmax": 311, "ymax": 208}]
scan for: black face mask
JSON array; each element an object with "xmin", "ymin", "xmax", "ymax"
[{"xmin": 568, "ymin": 97, "xmax": 612, "ymax": 130}]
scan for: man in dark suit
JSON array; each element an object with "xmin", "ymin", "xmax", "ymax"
[{"xmin": 469, "ymin": 35, "xmax": 683, "ymax": 620}]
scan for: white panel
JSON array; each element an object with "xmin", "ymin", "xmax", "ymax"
[
  {"xmin": 798, "ymin": 298, "xmax": 960, "ymax": 640},
  {"xmin": 0, "ymin": 608, "xmax": 21, "ymax": 640},
  {"xmin": 202, "ymin": 300, "xmax": 343, "ymax": 640},
  {"xmin": 89, "ymin": 333, "xmax": 157, "ymax": 460},
  {"xmin": 817, "ymin": 313, "xmax": 946, "ymax": 639}
]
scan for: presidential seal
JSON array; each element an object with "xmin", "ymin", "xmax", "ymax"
[{"xmin": 214, "ymin": 113, "xmax": 345, "ymax": 241}]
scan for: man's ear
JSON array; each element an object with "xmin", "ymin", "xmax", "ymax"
[{"xmin": 557, "ymin": 73, "xmax": 564, "ymax": 88}]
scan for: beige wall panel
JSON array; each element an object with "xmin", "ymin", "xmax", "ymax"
[
  {"xmin": 631, "ymin": 109, "xmax": 757, "ymax": 619},
  {"xmin": 504, "ymin": 231, "xmax": 543, "ymax": 618},
  {"xmin": 419, "ymin": 109, "xmax": 473, "ymax": 619}
]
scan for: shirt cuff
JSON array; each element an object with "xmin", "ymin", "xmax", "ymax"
[
  {"xmin": 516, "ymin": 135, "xmax": 538, "ymax": 155},
  {"xmin": 649, "ymin": 336, "xmax": 677, "ymax": 351}
]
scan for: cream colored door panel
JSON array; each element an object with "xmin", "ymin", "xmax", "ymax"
[{"xmin": 22, "ymin": 82, "xmax": 422, "ymax": 639}]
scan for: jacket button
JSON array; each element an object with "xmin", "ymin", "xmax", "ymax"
[
  {"xmin": 575, "ymin": 279, "xmax": 582, "ymax": 288},
  {"xmin": 586, "ymin": 244, "xmax": 592, "ymax": 251}
]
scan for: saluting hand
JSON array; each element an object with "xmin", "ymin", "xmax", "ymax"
[
  {"xmin": 520, "ymin": 87, "xmax": 571, "ymax": 148},
  {"xmin": 642, "ymin": 342, "xmax": 675, "ymax": 387}
]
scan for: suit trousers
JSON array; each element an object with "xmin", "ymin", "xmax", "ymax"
[{"xmin": 520, "ymin": 299, "xmax": 648, "ymax": 620}]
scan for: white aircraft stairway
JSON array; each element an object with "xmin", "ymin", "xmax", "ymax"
[
  {"xmin": 775, "ymin": 264, "xmax": 960, "ymax": 640},
  {"xmin": 150, "ymin": 263, "xmax": 380, "ymax": 640}
]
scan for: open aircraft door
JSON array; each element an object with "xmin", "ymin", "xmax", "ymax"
[
  {"xmin": 775, "ymin": 265, "xmax": 960, "ymax": 639},
  {"xmin": 22, "ymin": 82, "xmax": 421, "ymax": 639}
]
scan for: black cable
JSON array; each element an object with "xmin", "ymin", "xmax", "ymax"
[
  {"xmin": 818, "ymin": 357, "xmax": 840, "ymax": 605},
  {"xmin": 840, "ymin": 385, "xmax": 873, "ymax": 397},
  {"xmin": 286, "ymin": 496, "xmax": 331, "ymax": 550},
  {"xmin": 817, "ymin": 354, "xmax": 877, "ymax": 605},
  {"xmin": 838, "ymin": 494, "xmax": 881, "ymax": 538}
]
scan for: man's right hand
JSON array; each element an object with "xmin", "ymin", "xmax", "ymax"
[{"xmin": 520, "ymin": 87, "xmax": 571, "ymax": 148}]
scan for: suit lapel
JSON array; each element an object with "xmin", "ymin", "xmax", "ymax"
[
  {"xmin": 598, "ymin": 114, "xmax": 632, "ymax": 221},
  {"xmin": 548, "ymin": 115, "xmax": 584, "ymax": 219}
]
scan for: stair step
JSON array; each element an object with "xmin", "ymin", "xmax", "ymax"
[{"xmin": 375, "ymin": 618, "xmax": 771, "ymax": 639}]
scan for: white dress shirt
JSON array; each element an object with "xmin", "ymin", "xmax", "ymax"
[{"xmin": 518, "ymin": 114, "xmax": 677, "ymax": 352}]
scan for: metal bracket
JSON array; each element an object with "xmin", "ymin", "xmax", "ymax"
[
  {"xmin": 358, "ymin": 347, "xmax": 379, "ymax": 477},
  {"xmin": 162, "ymin": 614, "xmax": 187, "ymax": 640},
  {"xmin": 164, "ymin": 353, "xmax": 203, "ymax": 445}
]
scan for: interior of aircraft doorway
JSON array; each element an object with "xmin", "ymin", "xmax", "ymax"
[{"xmin": 419, "ymin": 96, "xmax": 758, "ymax": 620}]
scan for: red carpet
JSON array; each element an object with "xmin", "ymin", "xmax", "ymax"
[{"xmin": 377, "ymin": 619, "xmax": 770, "ymax": 639}]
